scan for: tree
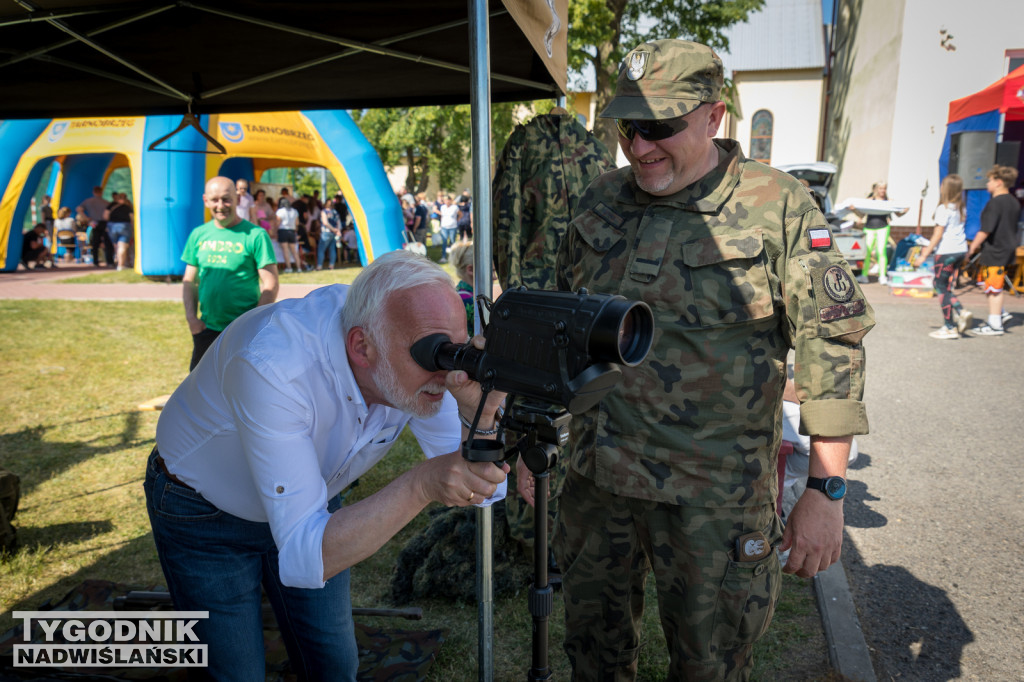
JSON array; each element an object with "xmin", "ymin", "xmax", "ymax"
[
  {"xmin": 353, "ymin": 100, "xmax": 550, "ymax": 194},
  {"xmin": 568, "ymin": 0, "xmax": 763, "ymax": 151}
]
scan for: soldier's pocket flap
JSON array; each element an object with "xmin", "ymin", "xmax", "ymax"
[
  {"xmin": 573, "ymin": 203, "xmax": 625, "ymax": 253},
  {"xmin": 682, "ymin": 231, "xmax": 764, "ymax": 268}
]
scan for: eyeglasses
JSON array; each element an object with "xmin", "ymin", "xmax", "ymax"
[
  {"xmin": 616, "ymin": 116, "xmax": 691, "ymax": 142},
  {"xmin": 616, "ymin": 114, "xmax": 691, "ymax": 142}
]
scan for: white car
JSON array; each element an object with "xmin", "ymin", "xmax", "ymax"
[{"xmin": 775, "ymin": 162, "xmax": 865, "ymax": 269}]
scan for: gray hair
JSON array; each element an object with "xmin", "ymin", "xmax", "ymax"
[{"xmin": 341, "ymin": 251, "xmax": 453, "ymax": 343}]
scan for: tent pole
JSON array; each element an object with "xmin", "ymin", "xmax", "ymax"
[{"xmin": 469, "ymin": 0, "xmax": 494, "ymax": 680}]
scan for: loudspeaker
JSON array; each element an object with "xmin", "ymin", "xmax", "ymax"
[
  {"xmin": 950, "ymin": 131, "xmax": 996, "ymax": 190},
  {"xmin": 996, "ymin": 141, "xmax": 1021, "ymax": 170}
]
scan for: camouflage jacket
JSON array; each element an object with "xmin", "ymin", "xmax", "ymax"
[
  {"xmin": 492, "ymin": 113, "xmax": 616, "ymax": 291},
  {"xmin": 555, "ymin": 139, "xmax": 874, "ymax": 507}
]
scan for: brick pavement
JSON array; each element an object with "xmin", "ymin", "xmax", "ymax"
[
  {"xmin": 3, "ymin": 262, "xmax": 1020, "ymax": 314},
  {"xmin": 0, "ymin": 262, "xmax": 321, "ymax": 301}
]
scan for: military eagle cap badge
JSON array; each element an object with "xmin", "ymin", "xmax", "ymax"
[{"xmin": 626, "ymin": 50, "xmax": 649, "ymax": 80}]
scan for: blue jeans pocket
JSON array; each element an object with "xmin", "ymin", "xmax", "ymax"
[{"xmin": 152, "ymin": 481, "xmax": 223, "ymax": 522}]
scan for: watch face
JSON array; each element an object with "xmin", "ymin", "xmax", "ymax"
[{"xmin": 825, "ymin": 477, "xmax": 847, "ymax": 500}]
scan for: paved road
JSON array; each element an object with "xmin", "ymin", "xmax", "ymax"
[
  {"xmin": 844, "ymin": 282, "xmax": 1024, "ymax": 681},
  {"xmin": 3, "ymin": 266, "xmax": 1022, "ymax": 680}
]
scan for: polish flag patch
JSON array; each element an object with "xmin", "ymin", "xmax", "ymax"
[{"xmin": 809, "ymin": 228, "xmax": 832, "ymax": 250}]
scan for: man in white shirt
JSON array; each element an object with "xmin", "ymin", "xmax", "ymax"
[
  {"xmin": 146, "ymin": 251, "xmax": 508, "ymax": 681},
  {"xmin": 234, "ymin": 178, "xmax": 254, "ymax": 222}
]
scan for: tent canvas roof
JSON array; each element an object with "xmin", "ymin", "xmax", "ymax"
[
  {"xmin": 0, "ymin": 0, "xmax": 566, "ymax": 119},
  {"xmin": 947, "ymin": 65, "xmax": 1024, "ymax": 124}
]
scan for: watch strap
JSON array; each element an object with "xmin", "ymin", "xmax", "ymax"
[{"xmin": 806, "ymin": 476, "xmax": 846, "ymax": 500}]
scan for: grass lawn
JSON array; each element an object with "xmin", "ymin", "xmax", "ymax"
[{"xmin": 0, "ymin": 290, "xmax": 830, "ymax": 680}]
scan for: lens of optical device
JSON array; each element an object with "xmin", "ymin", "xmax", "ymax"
[
  {"xmin": 590, "ymin": 298, "xmax": 653, "ymax": 366},
  {"xmin": 617, "ymin": 306, "xmax": 652, "ymax": 365}
]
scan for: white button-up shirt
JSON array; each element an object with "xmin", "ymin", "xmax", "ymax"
[{"xmin": 156, "ymin": 285, "xmax": 481, "ymax": 588}]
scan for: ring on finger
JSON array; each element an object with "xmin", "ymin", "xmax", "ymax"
[{"xmin": 467, "ymin": 491, "xmax": 475, "ymax": 502}]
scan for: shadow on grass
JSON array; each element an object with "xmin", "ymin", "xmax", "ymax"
[
  {"xmin": 1, "ymin": 533, "xmax": 162, "ymax": 620},
  {"xmin": 0, "ymin": 411, "xmax": 153, "ymax": 499},
  {"xmin": 13, "ymin": 520, "xmax": 115, "ymax": 553}
]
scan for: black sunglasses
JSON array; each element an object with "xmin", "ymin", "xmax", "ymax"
[
  {"xmin": 616, "ymin": 113, "xmax": 693, "ymax": 142},
  {"xmin": 614, "ymin": 115, "xmax": 688, "ymax": 140}
]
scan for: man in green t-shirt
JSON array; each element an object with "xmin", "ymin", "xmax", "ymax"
[{"xmin": 182, "ymin": 176, "xmax": 279, "ymax": 370}]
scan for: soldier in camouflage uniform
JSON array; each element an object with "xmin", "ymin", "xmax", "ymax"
[
  {"xmin": 492, "ymin": 112, "xmax": 617, "ymax": 552},
  {"xmin": 516, "ymin": 40, "xmax": 874, "ymax": 681}
]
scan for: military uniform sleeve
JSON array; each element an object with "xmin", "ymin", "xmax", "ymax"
[
  {"xmin": 781, "ymin": 206, "xmax": 874, "ymax": 437},
  {"xmin": 492, "ymin": 125, "xmax": 526, "ymax": 290}
]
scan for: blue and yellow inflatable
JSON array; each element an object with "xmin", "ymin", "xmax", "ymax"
[{"xmin": 0, "ymin": 111, "xmax": 404, "ymax": 274}]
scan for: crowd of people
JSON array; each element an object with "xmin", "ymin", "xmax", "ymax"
[
  {"xmin": 399, "ymin": 188, "xmax": 473, "ymax": 262},
  {"xmin": 20, "ymin": 187, "xmax": 138, "ymax": 270},
  {"xmin": 235, "ymin": 180, "xmax": 359, "ymax": 274}
]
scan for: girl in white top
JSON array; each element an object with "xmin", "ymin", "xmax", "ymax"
[
  {"xmin": 275, "ymin": 198, "xmax": 301, "ymax": 273},
  {"xmin": 914, "ymin": 174, "xmax": 972, "ymax": 338}
]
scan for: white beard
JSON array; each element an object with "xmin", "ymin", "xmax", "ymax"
[{"xmin": 371, "ymin": 350, "xmax": 445, "ymax": 419}]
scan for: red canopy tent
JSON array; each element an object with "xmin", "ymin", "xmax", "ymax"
[
  {"xmin": 948, "ymin": 65, "xmax": 1024, "ymax": 123},
  {"xmin": 940, "ymin": 65, "xmax": 1024, "ymax": 237}
]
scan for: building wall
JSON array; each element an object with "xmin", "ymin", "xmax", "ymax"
[
  {"xmin": 886, "ymin": 0, "xmax": 1024, "ymax": 227},
  {"xmin": 827, "ymin": 0, "xmax": 1024, "ymax": 227},
  {"xmin": 825, "ymin": 0, "xmax": 906, "ymax": 211},
  {"xmin": 726, "ymin": 68, "xmax": 825, "ymax": 167}
]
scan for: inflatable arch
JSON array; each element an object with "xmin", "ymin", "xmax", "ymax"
[{"xmin": 0, "ymin": 111, "xmax": 404, "ymax": 275}]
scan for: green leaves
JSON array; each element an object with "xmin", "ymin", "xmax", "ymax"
[
  {"xmin": 567, "ymin": 0, "xmax": 764, "ymax": 149},
  {"xmin": 354, "ymin": 101, "xmax": 552, "ymax": 193}
]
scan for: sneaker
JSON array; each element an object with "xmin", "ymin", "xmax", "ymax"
[
  {"xmin": 972, "ymin": 324, "xmax": 1004, "ymax": 336},
  {"xmin": 878, "ymin": 275, "xmax": 888, "ymax": 285},
  {"xmin": 956, "ymin": 310, "xmax": 974, "ymax": 335},
  {"xmin": 1001, "ymin": 311, "xmax": 1013, "ymax": 325},
  {"xmin": 929, "ymin": 326, "xmax": 959, "ymax": 340},
  {"xmin": 856, "ymin": 275, "xmax": 869, "ymax": 284},
  {"xmin": 439, "ymin": 257, "xmax": 447, "ymax": 264}
]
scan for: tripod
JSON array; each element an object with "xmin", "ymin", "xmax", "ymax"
[{"xmin": 501, "ymin": 401, "xmax": 570, "ymax": 682}]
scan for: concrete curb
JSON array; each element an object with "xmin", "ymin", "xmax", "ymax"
[
  {"xmin": 782, "ymin": 481, "xmax": 875, "ymax": 681},
  {"xmin": 814, "ymin": 561, "xmax": 876, "ymax": 682}
]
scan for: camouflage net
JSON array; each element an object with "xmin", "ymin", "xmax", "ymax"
[
  {"xmin": 390, "ymin": 502, "xmax": 533, "ymax": 605},
  {"xmin": 0, "ymin": 580, "xmax": 444, "ymax": 682}
]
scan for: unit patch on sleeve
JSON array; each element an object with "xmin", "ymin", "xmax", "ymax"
[
  {"xmin": 820, "ymin": 299, "xmax": 866, "ymax": 322},
  {"xmin": 821, "ymin": 265, "xmax": 855, "ymax": 302},
  {"xmin": 808, "ymin": 228, "xmax": 832, "ymax": 250}
]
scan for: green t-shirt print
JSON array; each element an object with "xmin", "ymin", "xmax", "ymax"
[{"xmin": 181, "ymin": 219, "xmax": 276, "ymax": 332}]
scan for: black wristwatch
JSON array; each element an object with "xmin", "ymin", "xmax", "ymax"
[{"xmin": 807, "ymin": 476, "xmax": 847, "ymax": 501}]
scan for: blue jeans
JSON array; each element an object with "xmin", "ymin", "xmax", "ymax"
[
  {"xmin": 144, "ymin": 449, "xmax": 357, "ymax": 681},
  {"xmin": 316, "ymin": 233, "xmax": 337, "ymax": 269},
  {"xmin": 440, "ymin": 227, "xmax": 456, "ymax": 252},
  {"xmin": 107, "ymin": 221, "xmax": 131, "ymax": 244}
]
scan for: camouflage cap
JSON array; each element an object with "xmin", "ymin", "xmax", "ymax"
[{"xmin": 600, "ymin": 39, "xmax": 724, "ymax": 120}]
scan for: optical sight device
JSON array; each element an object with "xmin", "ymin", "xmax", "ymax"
[{"xmin": 410, "ymin": 287, "xmax": 654, "ymax": 414}]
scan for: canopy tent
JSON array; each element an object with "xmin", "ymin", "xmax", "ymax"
[
  {"xmin": 0, "ymin": 1, "xmax": 568, "ymax": 676},
  {"xmin": 939, "ymin": 65, "xmax": 1024, "ymax": 238},
  {"xmin": 0, "ymin": 110, "xmax": 407, "ymax": 274},
  {"xmin": 0, "ymin": 0, "xmax": 565, "ymax": 118}
]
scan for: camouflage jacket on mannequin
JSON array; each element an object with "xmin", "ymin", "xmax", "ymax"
[{"xmin": 491, "ymin": 112, "xmax": 616, "ymax": 550}]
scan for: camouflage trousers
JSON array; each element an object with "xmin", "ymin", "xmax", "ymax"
[{"xmin": 553, "ymin": 469, "xmax": 783, "ymax": 682}]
